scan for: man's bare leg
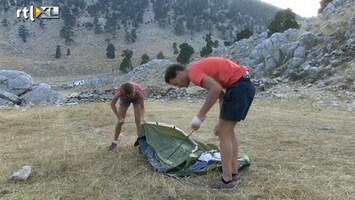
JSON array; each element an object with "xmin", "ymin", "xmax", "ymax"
[
  {"xmin": 216, "ymin": 119, "xmax": 237, "ymax": 181},
  {"xmin": 231, "ymin": 129, "xmax": 239, "ymax": 175}
]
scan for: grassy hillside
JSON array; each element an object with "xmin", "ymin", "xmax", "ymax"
[
  {"xmin": 0, "ymin": 21, "xmax": 205, "ymax": 90},
  {"xmin": 1, "ymin": 99, "xmax": 354, "ymax": 199}
]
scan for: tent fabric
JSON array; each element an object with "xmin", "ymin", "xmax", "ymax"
[{"xmin": 138, "ymin": 122, "xmax": 250, "ymax": 178}]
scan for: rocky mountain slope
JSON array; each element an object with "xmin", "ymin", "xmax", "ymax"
[{"xmin": 219, "ymin": 0, "xmax": 355, "ymax": 90}]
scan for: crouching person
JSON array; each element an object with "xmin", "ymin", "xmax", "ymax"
[{"xmin": 108, "ymin": 82, "xmax": 146, "ymax": 151}]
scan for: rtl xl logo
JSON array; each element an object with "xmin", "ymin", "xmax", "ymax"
[{"xmin": 16, "ymin": 6, "xmax": 60, "ymax": 22}]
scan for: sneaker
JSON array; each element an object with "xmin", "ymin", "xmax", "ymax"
[
  {"xmin": 108, "ymin": 142, "xmax": 118, "ymax": 151},
  {"xmin": 232, "ymin": 173, "xmax": 241, "ymax": 183},
  {"xmin": 211, "ymin": 178, "xmax": 238, "ymax": 192}
]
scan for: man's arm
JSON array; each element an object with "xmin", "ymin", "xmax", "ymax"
[{"xmin": 197, "ymin": 76, "xmax": 223, "ymax": 119}]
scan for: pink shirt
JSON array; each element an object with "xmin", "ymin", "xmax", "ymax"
[
  {"xmin": 187, "ymin": 57, "xmax": 249, "ymax": 88},
  {"xmin": 115, "ymin": 82, "xmax": 145, "ymax": 100}
]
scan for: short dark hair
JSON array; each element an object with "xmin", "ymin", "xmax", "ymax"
[
  {"xmin": 122, "ymin": 82, "xmax": 134, "ymax": 95},
  {"xmin": 164, "ymin": 64, "xmax": 186, "ymax": 83}
]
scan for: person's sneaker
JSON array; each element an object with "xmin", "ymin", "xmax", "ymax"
[
  {"xmin": 211, "ymin": 178, "xmax": 238, "ymax": 192},
  {"xmin": 232, "ymin": 173, "xmax": 241, "ymax": 183},
  {"xmin": 108, "ymin": 142, "xmax": 118, "ymax": 151}
]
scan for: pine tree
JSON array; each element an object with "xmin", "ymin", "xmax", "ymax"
[
  {"xmin": 106, "ymin": 43, "xmax": 116, "ymax": 59},
  {"xmin": 177, "ymin": 43, "xmax": 194, "ymax": 64},
  {"xmin": 55, "ymin": 45, "xmax": 61, "ymax": 59},
  {"xmin": 141, "ymin": 54, "xmax": 150, "ymax": 64},
  {"xmin": 61, "ymin": 6, "xmax": 76, "ymax": 27},
  {"xmin": 18, "ymin": 25, "xmax": 29, "ymax": 42},
  {"xmin": 93, "ymin": 17, "xmax": 103, "ymax": 34},
  {"xmin": 157, "ymin": 51, "xmax": 165, "ymax": 59},
  {"xmin": 236, "ymin": 28, "xmax": 253, "ymax": 41},
  {"xmin": 60, "ymin": 25, "xmax": 74, "ymax": 45},
  {"xmin": 268, "ymin": 8, "xmax": 300, "ymax": 37},
  {"xmin": 200, "ymin": 33, "xmax": 213, "ymax": 57},
  {"xmin": 124, "ymin": 30, "xmax": 131, "ymax": 43},
  {"xmin": 104, "ymin": 15, "xmax": 119, "ymax": 36},
  {"xmin": 119, "ymin": 49, "xmax": 133, "ymax": 73},
  {"xmin": 124, "ymin": 29, "xmax": 137, "ymax": 43},
  {"xmin": 131, "ymin": 29, "xmax": 137, "ymax": 43}
]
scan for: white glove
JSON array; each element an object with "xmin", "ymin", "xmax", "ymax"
[{"xmin": 191, "ymin": 116, "xmax": 202, "ymax": 130}]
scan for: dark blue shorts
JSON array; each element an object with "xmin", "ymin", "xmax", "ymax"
[
  {"xmin": 220, "ymin": 78, "xmax": 255, "ymax": 122},
  {"xmin": 120, "ymin": 96, "xmax": 142, "ymax": 106}
]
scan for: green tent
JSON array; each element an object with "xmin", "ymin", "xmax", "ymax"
[{"xmin": 138, "ymin": 122, "xmax": 250, "ymax": 177}]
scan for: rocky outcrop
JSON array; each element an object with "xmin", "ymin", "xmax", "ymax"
[
  {"xmin": 0, "ymin": 70, "xmax": 65, "ymax": 106},
  {"xmin": 22, "ymin": 83, "xmax": 66, "ymax": 105},
  {"xmin": 64, "ymin": 85, "xmax": 208, "ymax": 104},
  {"xmin": 123, "ymin": 59, "xmax": 174, "ymax": 86},
  {"xmin": 213, "ymin": 0, "xmax": 354, "ymax": 94}
]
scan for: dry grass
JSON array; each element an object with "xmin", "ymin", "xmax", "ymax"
[{"xmin": 0, "ymin": 99, "xmax": 354, "ymax": 200}]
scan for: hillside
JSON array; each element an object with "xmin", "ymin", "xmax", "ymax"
[
  {"xmin": 0, "ymin": 0, "xmax": 280, "ymax": 79},
  {"xmin": 0, "ymin": 0, "xmax": 354, "ymax": 109}
]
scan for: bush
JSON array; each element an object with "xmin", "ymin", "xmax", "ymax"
[
  {"xmin": 268, "ymin": 8, "xmax": 299, "ymax": 37},
  {"xmin": 106, "ymin": 43, "xmax": 115, "ymax": 59},
  {"xmin": 236, "ymin": 29, "xmax": 253, "ymax": 41},
  {"xmin": 55, "ymin": 45, "xmax": 61, "ymax": 59},
  {"xmin": 157, "ymin": 52, "xmax": 165, "ymax": 59},
  {"xmin": 141, "ymin": 54, "xmax": 150, "ymax": 64},
  {"xmin": 177, "ymin": 43, "xmax": 194, "ymax": 64}
]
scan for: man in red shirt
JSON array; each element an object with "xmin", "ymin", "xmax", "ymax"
[
  {"xmin": 165, "ymin": 57, "xmax": 255, "ymax": 192},
  {"xmin": 108, "ymin": 82, "xmax": 146, "ymax": 151}
]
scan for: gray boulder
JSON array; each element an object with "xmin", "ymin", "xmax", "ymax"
[
  {"xmin": 0, "ymin": 70, "xmax": 33, "ymax": 95},
  {"xmin": 22, "ymin": 83, "xmax": 66, "ymax": 105},
  {"xmin": 123, "ymin": 59, "xmax": 174, "ymax": 85},
  {"xmin": 0, "ymin": 90, "xmax": 21, "ymax": 104},
  {"xmin": 299, "ymin": 32, "xmax": 318, "ymax": 50}
]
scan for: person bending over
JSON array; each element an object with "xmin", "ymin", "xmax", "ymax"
[
  {"xmin": 108, "ymin": 82, "xmax": 146, "ymax": 151},
  {"xmin": 164, "ymin": 57, "xmax": 255, "ymax": 192}
]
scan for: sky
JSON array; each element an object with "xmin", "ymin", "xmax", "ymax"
[{"xmin": 260, "ymin": 0, "xmax": 321, "ymax": 18}]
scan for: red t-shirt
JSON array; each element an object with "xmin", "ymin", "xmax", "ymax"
[
  {"xmin": 187, "ymin": 57, "xmax": 249, "ymax": 88},
  {"xmin": 115, "ymin": 82, "xmax": 145, "ymax": 99}
]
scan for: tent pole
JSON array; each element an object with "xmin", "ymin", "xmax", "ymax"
[{"xmin": 166, "ymin": 129, "xmax": 195, "ymax": 160}]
